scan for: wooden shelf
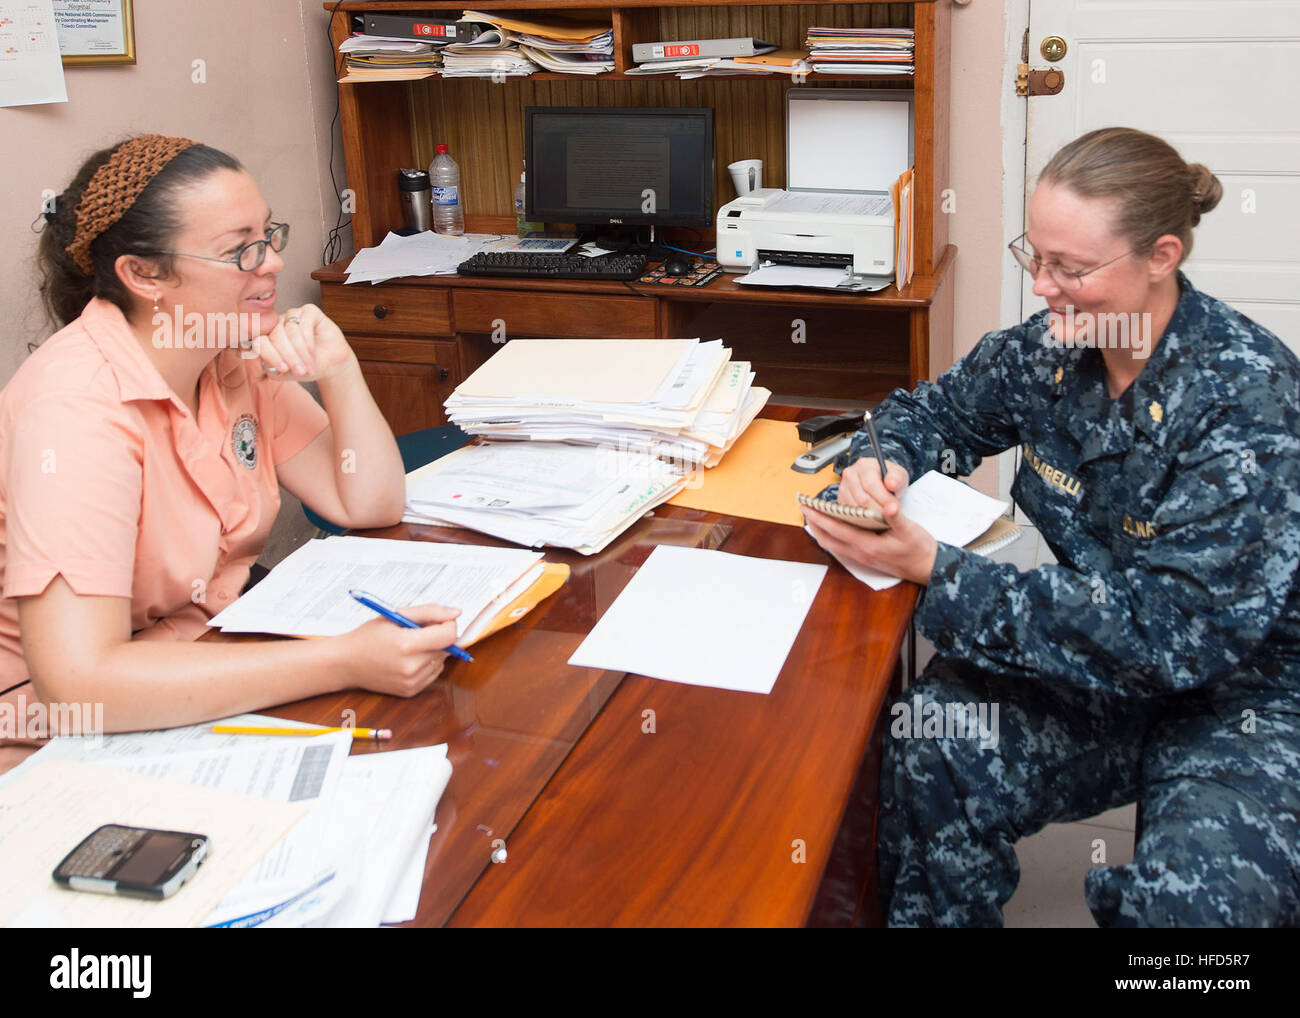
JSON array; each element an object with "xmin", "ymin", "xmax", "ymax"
[{"xmin": 317, "ymin": 1, "xmax": 953, "ymax": 424}]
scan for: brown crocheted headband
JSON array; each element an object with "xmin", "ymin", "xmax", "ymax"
[{"xmin": 66, "ymin": 135, "xmax": 197, "ymax": 275}]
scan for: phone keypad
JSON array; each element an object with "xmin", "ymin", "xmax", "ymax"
[{"xmin": 74, "ymin": 826, "xmax": 147, "ymax": 878}]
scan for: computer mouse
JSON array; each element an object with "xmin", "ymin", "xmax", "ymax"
[{"xmin": 663, "ymin": 254, "xmax": 695, "ymax": 276}]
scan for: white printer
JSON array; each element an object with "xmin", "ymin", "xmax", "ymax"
[{"xmin": 716, "ymin": 88, "xmax": 913, "ymax": 290}]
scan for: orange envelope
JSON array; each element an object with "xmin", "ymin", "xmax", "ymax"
[{"xmin": 668, "ymin": 418, "xmax": 839, "ymax": 526}]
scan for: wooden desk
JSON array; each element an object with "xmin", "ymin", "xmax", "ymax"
[
  {"xmin": 312, "ymin": 245, "xmax": 955, "ymax": 434},
  {"xmin": 227, "ymin": 423, "xmax": 917, "ymax": 926}
]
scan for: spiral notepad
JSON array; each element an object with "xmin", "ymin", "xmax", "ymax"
[{"xmin": 796, "ymin": 493, "xmax": 889, "ymax": 531}]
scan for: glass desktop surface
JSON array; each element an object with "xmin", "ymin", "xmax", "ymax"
[{"xmin": 238, "ymin": 514, "xmax": 731, "ymax": 927}]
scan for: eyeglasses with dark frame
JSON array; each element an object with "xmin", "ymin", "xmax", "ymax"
[
  {"xmin": 1007, "ymin": 232, "xmax": 1137, "ymax": 292},
  {"xmin": 151, "ymin": 222, "xmax": 290, "ymax": 272}
]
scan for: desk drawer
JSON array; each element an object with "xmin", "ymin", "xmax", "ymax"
[
  {"xmin": 453, "ymin": 290, "xmax": 655, "ymax": 338},
  {"xmin": 320, "ymin": 283, "xmax": 452, "ymax": 337}
]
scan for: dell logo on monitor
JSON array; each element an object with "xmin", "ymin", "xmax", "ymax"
[{"xmin": 609, "ymin": 218, "xmax": 623, "ymax": 224}]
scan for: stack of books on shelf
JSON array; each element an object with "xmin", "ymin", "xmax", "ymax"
[
  {"xmin": 804, "ymin": 25, "xmax": 915, "ymax": 75},
  {"xmin": 404, "ymin": 338, "xmax": 771, "ymax": 553}
]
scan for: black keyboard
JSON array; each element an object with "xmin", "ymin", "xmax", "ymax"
[{"xmin": 457, "ymin": 250, "xmax": 648, "ymax": 280}]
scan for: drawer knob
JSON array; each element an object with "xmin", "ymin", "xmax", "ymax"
[
  {"xmin": 438, "ymin": 368, "xmax": 450, "ymax": 382},
  {"xmin": 373, "ymin": 304, "xmax": 389, "ymax": 320}
]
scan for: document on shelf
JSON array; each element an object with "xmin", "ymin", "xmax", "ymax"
[
  {"xmin": 207, "ymin": 536, "xmax": 543, "ymax": 641},
  {"xmin": 0, "ymin": 760, "xmax": 305, "ymax": 928},
  {"xmin": 808, "ymin": 471, "xmax": 1012, "ymax": 591},
  {"xmin": 461, "ymin": 10, "xmax": 610, "ymax": 42},
  {"xmin": 568, "ymin": 545, "xmax": 827, "ymax": 694},
  {"xmin": 345, "ymin": 231, "xmax": 508, "ymax": 283}
]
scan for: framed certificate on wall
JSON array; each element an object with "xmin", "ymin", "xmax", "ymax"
[{"xmin": 54, "ymin": 0, "xmax": 135, "ymax": 66}]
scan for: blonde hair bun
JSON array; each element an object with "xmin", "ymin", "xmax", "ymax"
[{"xmin": 1187, "ymin": 163, "xmax": 1223, "ymax": 224}]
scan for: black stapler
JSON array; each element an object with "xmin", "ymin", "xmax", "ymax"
[{"xmin": 792, "ymin": 410, "xmax": 866, "ymax": 474}]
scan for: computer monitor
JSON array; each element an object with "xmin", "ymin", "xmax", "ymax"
[{"xmin": 524, "ymin": 106, "xmax": 714, "ymax": 230}]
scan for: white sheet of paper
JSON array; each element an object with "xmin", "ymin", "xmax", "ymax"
[
  {"xmin": 382, "ymin": 822, "xmax": 436, "ymax": 924},
  {"xmin": 762, "ymin": 190, "xmax": 893, "ymax": 217},
  {"xmin": 0, "ymin": 0, "xmax": 67, "ymax": 107},
  {"xmin": 319, "ymin": 746, "xmax": 451, "ymax": 927},
  {"xmin": 568, "ymin": 545, "xmax": 827, "ymax": 694},
  {"xmin": 813, "ymin": 471, "xmax": 1011, "ymax": 590},
  {"xmin": 734, "ymin": 264, "xmax": 890, "ymax": 292},
  {"xmin": 0, "ymin": 760, "xmax": 305, "ymax": 928}
]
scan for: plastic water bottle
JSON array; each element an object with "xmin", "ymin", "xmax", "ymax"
[{"xmin": 429, "ymin": 143, "xmax": 465, "ymax": 236}]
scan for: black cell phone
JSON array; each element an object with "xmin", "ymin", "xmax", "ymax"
[{"xmin": 53, "ymin": 824, "xmax": 209, "ymax": 900}]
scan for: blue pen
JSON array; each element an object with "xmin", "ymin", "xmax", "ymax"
[{"xmin": 348, "ymin": 588, "xmax": 473, "ymax": 662}]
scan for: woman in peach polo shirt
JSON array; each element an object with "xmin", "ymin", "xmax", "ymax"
[{"xmin": 0, "ymin": 136, "xmax": 459, "ymax": 765}]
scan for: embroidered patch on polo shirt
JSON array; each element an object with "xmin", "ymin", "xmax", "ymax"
[{"xmin": 231, "ymin": 414, "xmax": 258, "ymax": 470}]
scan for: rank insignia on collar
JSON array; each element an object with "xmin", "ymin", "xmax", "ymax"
[
  {"xmin": 1149, "ymin": 400, "xmax": 1163, "ymax": 424},
  {"xmin": 1054, "ymin": 367, "xmax": 1064, "ymax": 385}
]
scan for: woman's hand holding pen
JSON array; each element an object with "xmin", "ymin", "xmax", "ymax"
[
  {"xmin": 338, "ymin": 603, "xmax": 461, "ymax": 697},
  {"xmin": 838, "ymin": 456, "xmax": 910, "ymax": 514},
  {"xmin": 801, "ymin": 457, "xmax": 939, "ymax": 587}
]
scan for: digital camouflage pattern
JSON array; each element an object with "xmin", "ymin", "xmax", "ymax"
[{"xmin": 825, "ymin": 273, "xmax": 1300, "ymax": 926}]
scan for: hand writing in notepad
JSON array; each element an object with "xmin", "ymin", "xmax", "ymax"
[
  {"xmin": 801, "ymin": 500, "xmax": 939, "ymax": 586},
  {"xmin": 839, "ymin": 457, "xmax": 910, "ymax": 516},
  {"xmin": 802, "ymin": 458, "xmax": 939, "ymax": 585}
]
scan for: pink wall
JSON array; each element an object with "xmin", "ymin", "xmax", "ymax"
[
  {"xmin": 0, "ymin": 1, "xmax": 1017, "ymax": 493},
  {"xmin": 0, "ymin": 1, "xmax": 344, "ymax": 382}
]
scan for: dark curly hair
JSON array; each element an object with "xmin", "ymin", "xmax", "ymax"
[{"xmin": 38, "ymin": 141, "xmax": 243, "ymax": 328}]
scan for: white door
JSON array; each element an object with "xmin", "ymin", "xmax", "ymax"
[
  {"xmin": 1022, "ymin": 0, "xmax": 1300, "ymax": 345},
  {"xmin": 1003, "ymin": 0, "xmax": 1300, "ymax": 523}
]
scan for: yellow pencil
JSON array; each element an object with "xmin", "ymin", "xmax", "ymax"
[{"xmin": 211, "ymin": 724, "xmax": 392, "ymax": 741}]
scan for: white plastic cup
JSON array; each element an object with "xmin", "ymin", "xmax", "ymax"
[{"xmin": 728, "ymin": 159, "xmax": 763, "ymax": 196}]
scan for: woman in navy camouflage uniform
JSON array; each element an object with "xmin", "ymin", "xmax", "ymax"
[{"xmin": 802, "ymin": 127, "xmax": 1300, "ymax": 927}]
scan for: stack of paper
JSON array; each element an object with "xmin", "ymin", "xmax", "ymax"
[
  {"xmin": 804, "ymin": 26, "xmax": 915, "ymax": 75},
  {"xmin": 444, "ymin": 338, "xmax": 771, "ymax": 469},
  {"xmin": 337, "ymin": 34, "xmax": 443, "ymax": 82},
  {"xmin": 441, "ymin": 35, "xmax": 537, "ymax": 78},
  {"xmin": 0, "ymin": 758, "xmax": 307, "ymax": 929},
  {"xmin": 625, "ymin": 56, "xmax": 718, "ymax": 75},
  {"xmin": 677, "ymin": 58, "xmax": 792, "ymax": 79},
  {"xmin": 442, "ymin": 11, "xmax": 613, "ymax": 77},
  {"xmin": 518, "ymin": 44, "xmax": 613, "ymax": 75},
  {"xmin": 2, "ymin": 719, "xmax": 452, "ymax": 928},
  {"xmin": 207, "ymin": 536, "xmax": 553, "ymax": 645},
  {"xmin": 346, "ymin": 231, "xmax": 510, "ymax": 284},
  {"xmin": 404, "ymin": 441, "xmax": 689, "ymax": 555}
]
